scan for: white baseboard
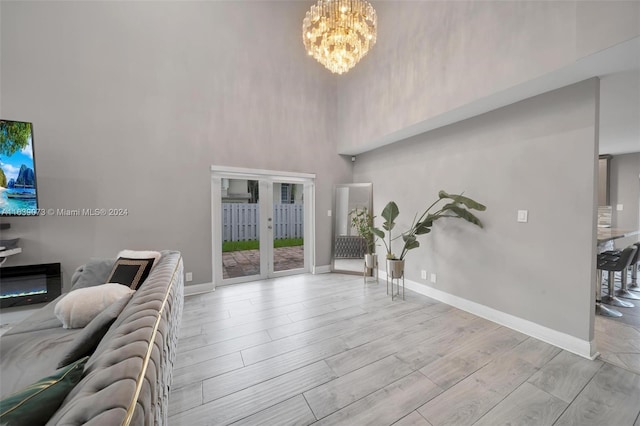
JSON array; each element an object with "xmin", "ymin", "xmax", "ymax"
[
  {"xmin": 380, "ymin": 271, "xmax": 596, "ymax": 360},
  {"xmin": 184, "ymin": 282, "xmax": 215, "ymax": 296},
  {"xmin": 312, "ymin": 265, "xmax": 331, "ymax": 274}
]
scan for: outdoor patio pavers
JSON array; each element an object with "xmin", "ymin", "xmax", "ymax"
[{"xmin": 222, "ymin": 246, "xmax": 304, "ymax": 279}]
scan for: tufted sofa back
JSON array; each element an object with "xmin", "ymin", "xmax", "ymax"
[{"xmin": 47, "ymin": 251, "xmax": 184, "ymax": 426}]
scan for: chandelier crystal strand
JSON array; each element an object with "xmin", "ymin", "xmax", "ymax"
[{"xmin": 303, "ymin": 0, "xmax": 377, "ymax": 74}]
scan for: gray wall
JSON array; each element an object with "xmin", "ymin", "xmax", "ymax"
[
  {"xmin": 599, "ymin": 70, "xmax": 640, "ymax": 248},
  {"xmin": 610, "ymin": 153, "xmax": 640, "ymax": 249},
  {"xmin": 353, "ymin": 79, "xmax": 600, "ymax": 341},
  {"xmin": 0, "ymin": 1, "xmax": 352, "ymax": 288},
  {"xmin": 599, "ymin": 71, "xmax": 640, "ymax": 155},
  {"xmin": 337, "ymin": 1, "xmax": 639, "ymax": 154}
]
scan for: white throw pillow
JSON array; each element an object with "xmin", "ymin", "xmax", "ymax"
[
  {"xmin": 117, "ymin": 249, "xmax": 161, "ymax": 268},
  {"xmin": 54, "ymin": 283, "xmax": 135, "ymax": 329}
]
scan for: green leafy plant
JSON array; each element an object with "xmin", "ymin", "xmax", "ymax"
[
  {"xmin": 0, "ymin": 120, "xmax": 31, "ymax": 157},
  {"xmin": 372, "ymin": 190, "xmax": 486, "ymax": 260},
  {"xmin": 350, "ymin": 207, "xmax": 377, "ymax": 254}
]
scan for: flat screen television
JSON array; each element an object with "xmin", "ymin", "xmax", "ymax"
[{"xmin": 0, "ymin": 120, "xmax": 39, "ymax": 216}]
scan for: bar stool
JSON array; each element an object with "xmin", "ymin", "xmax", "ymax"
[
  {"xmin": 627, "ymin": 242, "xmax": 640, "ymax": 292},
  {"xmin": 596, "ymin": 265, "xmax": 622, "ymax": 317},
  {"xmin": 597, "ymin": 249, "xmax": 624, "ymax": 317},
  {"xmin": 615, "ymin": 242, "xmax": 640, "ymax": 299},
  {"xmin": 601, "ymin": 243, "xmax": 640, "ymax": 299},
  {"xmin": 599, "ymin": 245, "xmax": 638, "ymax": 310},
  {"xmin": 599, "ymin": 242, "xmax": 640, "ymax": 287}
]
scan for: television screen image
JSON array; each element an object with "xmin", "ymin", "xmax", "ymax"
[{"xmin": 0, "ymin": 120, "xmax": 39, "ymax": 216}]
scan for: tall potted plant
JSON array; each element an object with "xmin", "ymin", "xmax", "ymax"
[
  {"xmin": 372, "ymin": 190, "xmax": 486, "ymax": 278},
  {"xmin": 350, "ymin": 207, "xmax": 378, "ymax": 269}
]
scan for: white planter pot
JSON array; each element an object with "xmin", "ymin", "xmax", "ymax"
[
  {"xmin": 365, "ymin": 254, "xmax": 378, "ymax": 269},
  {"xmin": 387, "ymin": 259, "xmax": 405, "ymax": 279}
]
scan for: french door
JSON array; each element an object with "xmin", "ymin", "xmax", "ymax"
[{"xmin": 211, "ymin": 166, "xmax": 315, "ymax": 287}]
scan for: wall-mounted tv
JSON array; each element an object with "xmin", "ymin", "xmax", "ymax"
[{"xmin": 0, "ymin": 120, "xmax": 39, "ymax": 216}]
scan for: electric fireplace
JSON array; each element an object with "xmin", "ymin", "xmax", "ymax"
[{"xmin": 0, "ymin": 263, "xmax": 61, "ymax": 309}]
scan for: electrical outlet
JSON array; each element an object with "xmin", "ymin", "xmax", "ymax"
[
  {"xmin": 328, "ymin": 210, "xmax": 332, "ymax": 217},
  {"xmin": 517, "ymin": 210, "xmax": 528, "ymax": 223},
  {"xmin": 185, "ymin": 272, "xmax": 193, "ymax": 282},
  {"xmin": 430, "ymin": 273, "xmax": 437, "ymax": 283},
  {"xmin": 421, "ymin": 270, "xmax": 427, "ymax": 280},
  {"xmin": 617, "ymin": 204, "xmax": 624, "ymax": 211}
]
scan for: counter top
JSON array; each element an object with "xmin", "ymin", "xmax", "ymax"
[{"xmin": 597, "ymin": 228, "xmax": 640, "ymax": 243}]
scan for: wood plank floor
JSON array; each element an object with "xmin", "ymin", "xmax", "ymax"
[{"xmin": 169, "ymin": 273, "xmax": 640, "ymax": 425}]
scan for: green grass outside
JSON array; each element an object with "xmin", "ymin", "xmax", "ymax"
[{"xmin": 222, "ymin": 238, "xmax": 303, "ymax": 252}]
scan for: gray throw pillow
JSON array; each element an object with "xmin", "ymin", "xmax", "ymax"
[
  {"xmin": 71, "ymin": 258, "xmax": 116, "ymax": 290},
  {"xmin": 57, "ymin": 294, "xmax": 132, "ymax": 368}
]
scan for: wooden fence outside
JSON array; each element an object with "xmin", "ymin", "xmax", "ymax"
[{"xmin": 222, "ymin": 203, "xmax": 303, "ymax": 241}]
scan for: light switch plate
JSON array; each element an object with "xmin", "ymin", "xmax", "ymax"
[
  {"xmin": 517, "ymin": 210, "xmax": 528, "ymax": 223},
  {"xmin": 327, "ymin": 210, "xmax": 332, "ymax": 217},
  {"xmin": 617, "ymin": 204, "xmax": 624, "ymax": 211}
]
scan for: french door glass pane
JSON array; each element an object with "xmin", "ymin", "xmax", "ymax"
[
  {"xmin": 221, "ymin": 179, "xmax": 260, "ymax": 279},
  {"xmin": 273, "ymin": 182, "xmax": 304, "ymax": 272}
]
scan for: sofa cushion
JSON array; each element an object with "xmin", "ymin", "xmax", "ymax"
[
  {"xmin": 0, "ymin": 356, "xmax": 88, "ymax": 426},
  {"xmin": 2, "ymin": 297, "xmax": 64, "ymax": 336},
  {"xmin": 0, "ymin": 327, "xmax": 80, "ymax": 398},
  {"xmin": 54, "ymin": 284, "xmax": 135, "ymax": 329},
  {"xmin": 71, "ymin": 258, "xmax": 116, "ymax": 291},
  {"xmin": 106, "ymin": 257, "xmax": 155, "ymax": 290},
  {"xmin": 57, "ymin": 294, "xmax": 132, "ymax": 369}
]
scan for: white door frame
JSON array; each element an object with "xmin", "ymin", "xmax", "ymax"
[{"xmin": 211, "ymin": 165, "xmax": 316, "ymax": 288}]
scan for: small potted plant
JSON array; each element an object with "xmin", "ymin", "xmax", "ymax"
[
  {"xmin": 350, "ymin": 207, "xmax": 378, "ymax": 269},
  {"xmin": 372, "ymin": 190, "xmax": 486, "ymax": 278}
]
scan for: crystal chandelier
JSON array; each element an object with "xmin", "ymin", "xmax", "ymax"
[{"xmin": 302, "ymin": 0, "xmax": 377, "ymax": 75}]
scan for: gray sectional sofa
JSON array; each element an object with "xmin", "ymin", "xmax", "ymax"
[{"xmin": 0, "ymin": 250, "xmax": 184, "ymax": 425}]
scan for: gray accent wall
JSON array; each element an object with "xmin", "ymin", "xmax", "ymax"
[
  {"xmin": 610, "ymin": 153, "xmax": 640, "ymax": 249},
  {"xmin": 337, "ymin": 1, "xmax": 639, "ymax": 154},
  {"xmin": 0, "ymin": 1, "xmax": 351, "ymax": 287},
  {"xmin": 353, "ymin": 79, "xmax": 600, "ymax": 342}
]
